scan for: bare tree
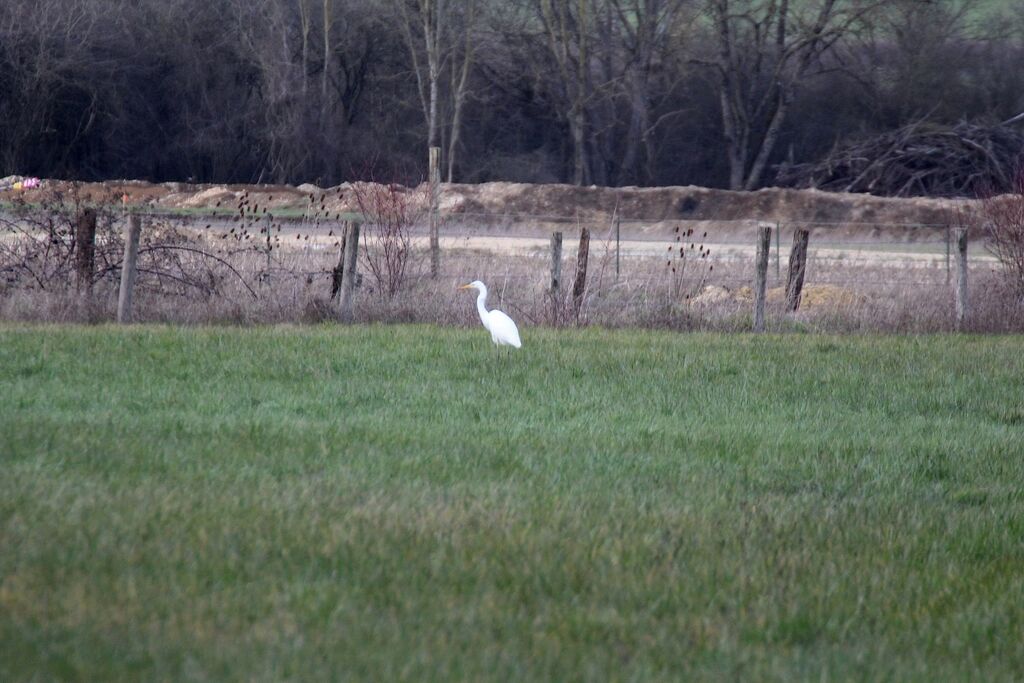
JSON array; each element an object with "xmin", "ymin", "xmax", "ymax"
[
  {"xmin": 2, "ymin": 0, "xmax": 1021, "ymax": 191},
  {"xmin": 445, "ymin": 0, "xmax": 479, "ymax": 181},
  {"xmin": 701, "ymin": 0, "xmax": 882, "ymax": 190},
  {"xmin": 609, "ymin": 0, "xmax": 691, "ymax": 185},
  {"xmin": 536, "ymin": 0, "xmax": 594, "ymax": 185},
  {"xmin": 394, "ymin": 0, "xmax": 479, "ymax": 181}
]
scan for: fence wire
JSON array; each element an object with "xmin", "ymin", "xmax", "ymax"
[{"xmin": 3, "ymin": 202, "xmax": 1013, "ymax": 331}]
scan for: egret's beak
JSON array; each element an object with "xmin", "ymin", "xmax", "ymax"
[{"xmin": 458, "ymin": 284, "xmax": 473, "ymax": 290}]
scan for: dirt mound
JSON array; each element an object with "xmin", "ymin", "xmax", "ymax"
[
  {"xmin": 695, "ymin": 284, "xmax": 867, "ymax": 309},
  {"xmin": 798, "ymin": 284, "xmax": 868, "ymax": 309},
  {"xmin": 438, "ymin": 182, "xmax": 956, "ymax": 225},
  {"xmin": 179, "ymin": 187, "xmax": 238, "ymax": 208},
  {"xmin": 2, "ymin": 177, "xmax": 965, "ymax": 239}
]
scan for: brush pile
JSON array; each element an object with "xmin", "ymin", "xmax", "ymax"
[{"xmin": 777, "ymin": 122, "xmax": 1024, "ymax": 198}]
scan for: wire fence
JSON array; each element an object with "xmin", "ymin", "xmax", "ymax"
[
  {"xmin": 1, "ymin": 199, "xmax": 1018, "ymax": 332},
  {"xmin": 424, "ymin": 209, "xmax": 985, "ymax": 287}
]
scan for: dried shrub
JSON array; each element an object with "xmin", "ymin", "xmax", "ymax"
[
  {"xmin": 1, "ymin": 183, "xmax": 256, "ymax": 302},
  {"xmin": 348, "ymin": 181, "xmax": 426, "ymax": 299},
  {"xmin": 1, "ymin": 184, "xmax": 120, "ymax": 291},
  {"xmin": 666, "ymin": 225, "xmax": 712, "ymax": 302},
  {"xmin": 975, "ymin": 173, "xmax": 1024, "ymax": 299}
]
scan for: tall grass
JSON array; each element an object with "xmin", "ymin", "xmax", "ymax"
[
  {"xmin": 4, "ymin": 184, "xmax": 1023, "ymax": 331},
  {"xmin": 2, "ymin": 325, "xmax": 1023, "ymax": 680}
]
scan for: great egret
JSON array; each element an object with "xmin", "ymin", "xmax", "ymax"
[{"xmin": 459, "ymin": 281, "xmax": 522, "ymax": 348}]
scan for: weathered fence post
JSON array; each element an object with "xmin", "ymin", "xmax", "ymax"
[
  {"xmin": 264, "ymin": 211, "xmax": 273, "ymax": 274},
  {"xmin": 429, "ymin": 146, "xmax": 440, "ymax": 279},
  {"xmin": 945, "ymin": 224, "xmax": 952, "ymax": 284},
  {"xmin": 117, "ymin": 214, "xmax": 142, "ymax": 323},
  {"xmin": 785, "ymin": 228, "xmax": 811, "ymax": 312},
  {"xmin": 550, "ymin": 231, "xmax": 563, "ymax": 324},
  {"xmin": 338, "ymin": 221, "xmax": 361, "ymax": 323},
  {"xmin": 330, "ymin": 227, "xmax": 348, "ymax": 300},
  {"xmin": 572, "ymin": 227, "xmax": 590, "ymax": 322},
  {"xmin": 75, "ymin": 208, "xmax": 97, "ymax": 294},
  {"xmin": 615, "ymin": 212, "xmax": 621, "ymax": 280},
  {"xmin": 954, "ymin": 226, "xmax": 968, "ymax": 330},
  {"xmin": 753, "ymin": 224, "xmax": 771, "ymax": 332},
  {"xmin": 775, "ymin": 221, "xmax": 781, "ymax": 280}
]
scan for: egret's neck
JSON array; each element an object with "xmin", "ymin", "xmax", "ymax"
[{"xmin": 475, "ymin": 287, "xmax": 489, "ymax": 323}]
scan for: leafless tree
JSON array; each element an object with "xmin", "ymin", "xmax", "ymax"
[
  {"xmin": 535, "ymin": 0, "xmax": 595, "ymax": 185},
  {"xmin": 1, "ymin": 0, "xmax": 1021, "ymax": 191},
  {"xmin": 700, "ymin": 0, "xmax": 883, "ymax": 190},
  {"xmin": 394, "ymin": 0, "xmax": 479, "ymax": 181},
  {"xmin": 609, "ymin": 0, "xmax": 691, "ymax": 185}
]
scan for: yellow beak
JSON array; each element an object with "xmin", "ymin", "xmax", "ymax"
[{"xmin": 458, "ymin": 284, "xmax": 473, "ymax": 290}]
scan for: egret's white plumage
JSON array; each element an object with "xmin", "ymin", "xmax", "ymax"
[{"xmin": 459, "ymin": 281, "xmax": 522, "ymax": 348}]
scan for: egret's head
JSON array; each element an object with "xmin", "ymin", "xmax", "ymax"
[{"xmin": 458, "ymin": 280, "xmax": 485, "ymax": 292}]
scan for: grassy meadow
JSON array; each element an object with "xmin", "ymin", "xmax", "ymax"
[{"xmin": 1, "ymin": 325, "xmax": 1023, "ymax": 681}]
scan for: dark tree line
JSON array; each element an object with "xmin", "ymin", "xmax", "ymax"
[{"xmin": 1, "ymin": 0, "xmax": 1022, "ymax": 191}]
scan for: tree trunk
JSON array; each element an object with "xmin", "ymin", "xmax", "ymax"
[
  {"xmin": 425, "ymin": 0, "xmax": 442, "ymax": 150},
  {"xmin": 621, "ymin": 68, "xmax": 650, "ymax": 184},
  {"xmin": 744, "ymin": 91, "xmax": 790, "ymax": 191},
  {"xmin": 321, "ymin": 0, "xmax": 330, "ymax": 106},
  {"xmin": 299, "ymin": 0, "xmax": 311, "ymax": 93},
  {"xmin": 571, "ymin": 107, "xmax": 586, "ymax": 186}
]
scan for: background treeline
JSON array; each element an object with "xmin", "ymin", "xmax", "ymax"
[{"xmin": 1, "ymin": 0, "xmax": 1022, "ymax": 191}]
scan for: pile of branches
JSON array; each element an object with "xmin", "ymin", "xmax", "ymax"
[{"xmin": 777, "ymin": 122, "xmax": 1024, "ymax": 198}]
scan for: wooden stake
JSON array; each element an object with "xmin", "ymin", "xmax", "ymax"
[
  {"xmin": 429, "ymin": 146, "xmax": 440, "ymax": 278},
  {"xmin": 550, "ymin": 231, "xmax": 563, "ymax": 324},
  {"xmin": 338, "ymin": 221, "xmax": 361, "ymax": 323},
  {"xmin": 753, "ymin": 224, "xmax": 771, "ymax": 332},
  {"xmin": 954, "ymin": 226, "xmax": 968, "ymax": 330},
  {"xmin": 572, "ymin": 227, "xmax": 590, "ymax": 322},
  {"xmin": 615, "ymin": 212, "xmax": 621, "ymax": 279},
  {"xmin": 117, "ymin": 215, "xmax": 142, "ymax": 323},
  {"xmin": 785, "ymin": 228, "xmax": 810, "ymax": 312},
  {"xmin": 330, "ymin": 229, "xmax": 347, "ymax": 300},
  {"xmin": 775, "ymin": 221, "xmax": 781, "ymax": 280}
]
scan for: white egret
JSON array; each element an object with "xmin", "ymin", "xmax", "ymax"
[{"xmin": 459, "ymin": 281, "xmax": 522, "ymax": 348}]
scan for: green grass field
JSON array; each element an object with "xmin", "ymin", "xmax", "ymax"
[{"xmin": 2, "ymin": 326, "xmax": 1023, "ymax": 681}]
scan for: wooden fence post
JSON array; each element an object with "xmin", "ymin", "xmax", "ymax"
[
  {"xmin": 954, "ymin": 226, "xmax": 968, "ymax": 330},
  {"xmin": 775, "ymin": 221, "xmax": 781, "ymax": 280},
  {"xmin": 330, "ymin": 227, "xmax": 348, "ymax": 300},
  {"xmin": 338, "ymin": 221, "xmax": 361, "ymax": 323},
  {"xmin": 615, "ymin": 212, "xmax": 621, "ymax": 280},
  {"xmin": 945, "ymin": 224, "xmax": 952, "ymax": 285},
  {"xmin": 785, "ymin": 228, "xmax": 810, "ymax": 312},
  {"xmin": 550, "ymin": 231, "xmax": 563, "ymax": 324},
  {"xmin": 117, "ymin": 214, "xmax": 142, "ymax": 323},
  {"xmin": 429, "ymin": 146, "xmax": 440, "ymax": 279},
  {"xmin": 753, "ymin": 224, "xmax": 771, "ymax": 332},
  {"xmin": 75, "ymin": 208, "xmax": 97, "ymax": 294},
  {"xmin": 572, "ymin": 227, "xmax": 590, "ymax": 322}
]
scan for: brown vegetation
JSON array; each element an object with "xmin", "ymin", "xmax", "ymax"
[
  {"xmin": 973, "ymin": 174, "xmax": 1024, "ymax": 298},
  {"xmin": 3, "ymin": 177, "xmax": 1023, "ymax": 333}
]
